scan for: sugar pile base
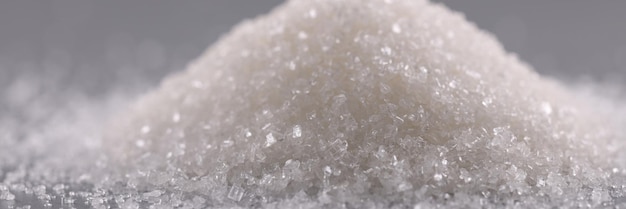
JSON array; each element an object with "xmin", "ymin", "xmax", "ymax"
[{"xmin": 3, "ymin": 0, "xmax": 626, "ymax": 208}]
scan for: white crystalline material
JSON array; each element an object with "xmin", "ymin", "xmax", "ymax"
[
  {"xmin": 227, "ymin": 185, "xmax": 245, "ymax": 202},
  {"xmin": 0, "ymin": 185, "xmax": 16, "ymax": 201},
  {"xmin": 100, "ymin": 0, "xmax": 626, "ymax": 208},
  {"xmin": 265, "ymin": 133, "xmax": 277, "ymax": 147},
  {"xmin": 292, "ymin": 125, "xmax": 302, "ymax": 138}
]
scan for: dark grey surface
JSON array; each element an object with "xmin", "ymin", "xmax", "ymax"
[
  {"xmin": 439, "ymin": 0, "xmax": 626, "ymax": 80},
  {"xmin": 0, "ymin": 0, "xmax": 625, "ymax": 89}
]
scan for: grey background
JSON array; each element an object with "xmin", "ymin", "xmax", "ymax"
[{"xmin": 0, "ymin": 0, "xmax": 625, "ymax": 94}]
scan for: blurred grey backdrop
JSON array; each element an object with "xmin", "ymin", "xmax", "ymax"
[{"xmin": 0, "ymin": 0, "xmax": 625, "ymax": 94}]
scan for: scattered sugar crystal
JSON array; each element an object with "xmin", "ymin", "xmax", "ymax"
[
  {"xmin": 297, "ymin": 31, "xmax": 308, "ymax": 40},
  {"xmin": 172, "ymin": 112, "xmax": 181, "ymax": 123},
  {"xmin": 308, "ymin": 9, "xmax": 317, "ymax": 19},
  {"xmin": 541, "ymin": 101, "xmax": 553, "ymax": 115},
  {"xmin": 33, "ymin": 185, "xmax": 46, "ymax": 196},
  {"xmin": 244, "ymin": 129, "xmax": 253, "ymax": 137},
  {"xmin": 433, "ymin": 173, "xmax": 443, "ymax": 181},
  {"xmin": 140, "ymin": 125, "xmax": 151, "ymax": 134},
  {"xmin": 288, "ymin": 61, "xmax": 296, "ymax": 71},
  {"xmin": 143, "ymin": 190, "xmax": 163, "ymax": 198},
  {"xmin": 381, "ymin": 46, "xmax": 393, "ymax": 55},
  {"xmin": 392, "ymin": 23, "xmax": 402, "ymax": 34},
  {"xmin": 227, "ymin": 185, "xmax": 245, "ymax": 202},
  {"xmin": 192, "ymin": 196, "xmax": 206, "ymax": 207},
  {"xmin": 292, "ymin": 125, "xmax": 302, "ymax": 138},
  {"xmin": 135, "ymin": 139, "xmax": 145, "ymax": 148},
  {"xmin": 323, "ymin": 166, "xmax": 332, "ymax": 177},
  {"xmin": 222, "ymin": 139, "xmax": 234, "ymax": 147},
  {"xmin": 0, "ymin": 188, "xmax": 15, "ymax": 201},
  {"xmin": 265, "ymin": 133, "xmax": 277, "ymax": 147}
]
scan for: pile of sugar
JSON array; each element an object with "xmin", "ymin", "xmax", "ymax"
[
  {"xmin": 1, "ymin": 0, "xmax": 626, "ymax": 208},
  {"xmin": 104, "ymin": 0, "xmax": 626, "ymax": 207}
]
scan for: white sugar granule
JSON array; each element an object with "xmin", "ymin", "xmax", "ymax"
[{"xmin": 1, "ymin": 0, "xmax": 626, "ymax": 208}]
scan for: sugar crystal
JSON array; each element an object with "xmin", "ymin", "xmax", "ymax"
[
  {"xmin": 292, "ymin": 125, "xmax": 302, "ymax": 138},
  {"xmin": 392, "ymin": 23, "xmax": 402, "ymax": 34},
  {"xmin": 227, "ymin": 185, "xmax": 245, "ymax": 202},
  {"xmin": 265, "ymin": 133, "xmax": 277, "ymax": 147}
]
